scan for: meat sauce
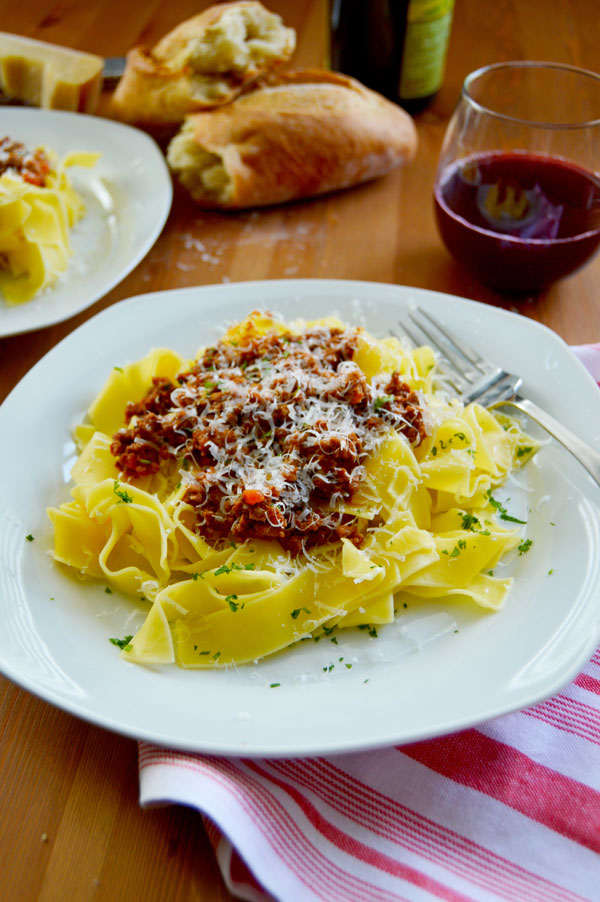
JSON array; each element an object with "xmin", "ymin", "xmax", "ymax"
[
  {"xmin": 0, "ymin": 137, "xmax": 52, "ymax": 186},
  {"xmin": 111, "ymin": 322, "xmax": 428, "ymax": 555}
]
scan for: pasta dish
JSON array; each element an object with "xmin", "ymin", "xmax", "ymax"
[
  {"xmin": 48, "ymin": 310, "xmax": 537, "ymax": 668},
  {"xmin": 0, "ymin": 137, "xmax": 98, "ymax": 304}
]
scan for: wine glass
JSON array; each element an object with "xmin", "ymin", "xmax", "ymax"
[{"xmin": 433, "ymin": 61, "xmax": 600, "ymax": 294}]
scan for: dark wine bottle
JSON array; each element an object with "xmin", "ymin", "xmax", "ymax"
[{"xmin": 330, "ymin": 0, "xmax": 455, "ymax": 113}]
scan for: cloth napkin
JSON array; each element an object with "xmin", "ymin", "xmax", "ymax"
[{"xmin": 139, "ymin": 344, "xmax": 600, "ymax": 902}]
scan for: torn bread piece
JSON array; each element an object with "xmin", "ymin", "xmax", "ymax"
[
  {"xmin": 166, "ymin": 69, "xmax": 418, "ymax": 209},
  {"xmin": 110, "ymin": 1, "xmax": 295, "ymax": 126}
]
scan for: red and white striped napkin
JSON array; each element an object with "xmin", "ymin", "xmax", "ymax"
[{"xmin": 139, "ymin": 344, "xmax": 600, "ymax": 902}]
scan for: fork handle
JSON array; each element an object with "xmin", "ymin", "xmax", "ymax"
[{"xmin": 492, "ymin": 397, "xmax": 600, "ymax": 487}]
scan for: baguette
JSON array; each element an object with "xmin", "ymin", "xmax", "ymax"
[
  {"xmin": 166, "ymin": 70, "xmax": 418, "ymax": 209},
  {"xmin": 110, "ymin": 2, "xmax": 295, "ymax": 127}
]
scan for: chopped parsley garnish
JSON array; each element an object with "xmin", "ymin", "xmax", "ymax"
[
  {"xmin": 113, "ymin": 480, "xmax": 133, "ymax": 504},
  {"xmin": 214, "ymin": 562, "xmax": 256, "ymax": 576},
  {"xmin": 226, "ymin": 594, "xmax": 239, "ymax": 611},
  {"xmin": 486, "ymin": 490, "xmax": 526, "ymax": 524},
  {"xmin": 516, "ymin": 445, "xmax": 534, "ymax": 458},
  {"xmin": 449, "ymin": 539, "xmax": 468, "ymax": 558},
  {"xmin": 270, "ymin": 683, "xmax": 281, "ymax": 688},
  {"xmin": 374, "ymin": 394, "xmax": 394, "ymax": 410},
  {"xmin": 290, "ymin": 608, "xmax": 301, "ymax": 619},
  {"xmin": 518, "ymin": 538, "xmax": 533, "ymax": 555},
  {"xmin": 104, "ymin": 586, "xmax": 112, "ymax": 594},
  {"xmin": 25, "ymin": 534, "xmax": 34, "ymax": 542},
  {"xmin": 109, "ymin": 635, "xmax": 133, "ymax": 651},
  {"xmin": 460, "ymin": 512, "xmax": 480, "ymax": 531},
  {"xmin": 214, "ymin": 564, "xmax": 230, "ymax": 576}
]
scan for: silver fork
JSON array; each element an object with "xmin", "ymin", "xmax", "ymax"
[{"xmin": 398, "ymin": 306, "xmax": 600, "ymax": 487}]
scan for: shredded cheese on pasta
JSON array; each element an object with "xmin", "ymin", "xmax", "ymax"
[{"xmin": 47, "ymin": 311, "xmax": 539, "ymax": 668}]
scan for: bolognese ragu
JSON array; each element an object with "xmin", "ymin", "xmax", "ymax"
[
  {"xmin": 48, "ymin": 310, "xmax": 538, "ymax": 669},
  {"xmin": 111, "ymin": 319, "xmax": 428, "ymax": 555}
]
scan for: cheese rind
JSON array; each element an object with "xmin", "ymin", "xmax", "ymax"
[{"xmin": 0, "ymin": 32, "xmax": 103, "ymax": 112}]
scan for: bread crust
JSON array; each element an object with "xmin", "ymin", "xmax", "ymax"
[
  {"xmin": 167, "ymin": 69, "xmax": 418, "ymax": 209},
  {"xmin": 110, "ymin": 1, "xmax": 295, "ymax": 126}
]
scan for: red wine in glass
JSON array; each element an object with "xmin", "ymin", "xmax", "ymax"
[{"xmin": 434, "ymin": 151, "xmax": 600, "ymax": 294}]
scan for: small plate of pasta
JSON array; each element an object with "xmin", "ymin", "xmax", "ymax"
[
  {"xmin": 0, "ymin": 108, "xmax": 172, "ymax": 337},
  {"xmin": 1, "ymin": 280, "xmax": 599, "ymax": 755}
]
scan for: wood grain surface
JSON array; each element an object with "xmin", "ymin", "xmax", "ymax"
[{"xmin": 1, "ymin": 1, "xmax": 599, "ymax": 900}]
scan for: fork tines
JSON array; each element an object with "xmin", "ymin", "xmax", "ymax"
[{"xmin": 398, "ymin": 306, "xmax": 508, "ymax": 403}]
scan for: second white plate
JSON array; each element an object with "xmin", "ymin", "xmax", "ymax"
[{"xmin": 0, "ymin": 108, "xmax": 172, "ymax": 337}]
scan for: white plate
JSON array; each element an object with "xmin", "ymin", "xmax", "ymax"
[
  {"xmin": 1, "ymin": 280, "xmax": 600, "ymax": 757},
  {"xmin": 0, "ymin": 108, "xmax": 172, "ymax": 337}
]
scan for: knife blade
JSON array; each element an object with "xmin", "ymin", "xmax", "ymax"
[{"xmin": 102, "ymin": 56, "xmax": 126, "ymax": 85}]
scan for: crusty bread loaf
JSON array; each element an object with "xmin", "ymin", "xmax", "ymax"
[
  {"xmin": 166, "ymin": 69, "xmax": 418, "ymax": 209},
  {"xmin": 110, "ymin": 1, "xmax": 295, "ymax": 126}
]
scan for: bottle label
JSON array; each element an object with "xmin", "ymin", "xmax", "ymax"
[{"xmin": 400, "ymin": 0, "xmax": 455, "ymax": 100}]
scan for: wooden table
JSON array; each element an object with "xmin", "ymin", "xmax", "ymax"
[{"xmin": 1, "ymin": 1, "xmax": 598, "ymax": 899}]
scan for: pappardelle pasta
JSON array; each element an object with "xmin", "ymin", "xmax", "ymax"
[
  {"xmin": 48, "ymin": 311, "xmax": 538, "ymax": 668},
  {"xmin": 0, "ymin": 137, "xmax": 99, "ymax": 304}
]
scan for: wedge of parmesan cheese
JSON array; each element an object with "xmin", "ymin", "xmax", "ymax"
[{"xmin": 0, "ymin": 32, "xmax": 103, "ymax": 112}]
